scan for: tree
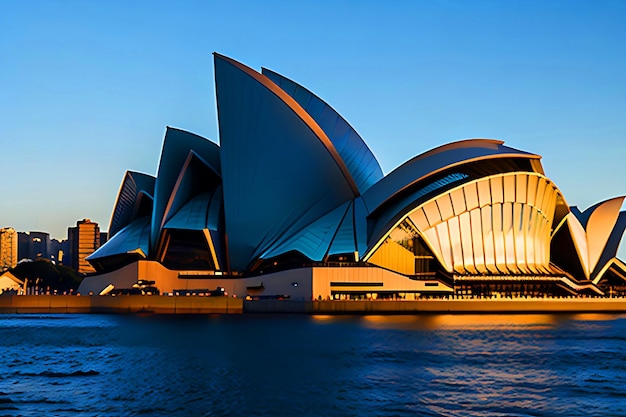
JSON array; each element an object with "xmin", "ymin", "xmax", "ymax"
[{"xmin": 11, "ymin": 259, "xmax": 83, "ymax": 293}]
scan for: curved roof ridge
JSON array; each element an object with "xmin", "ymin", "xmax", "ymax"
[
  {"xmin": 126, "ymin": 169, "xmax": 155, "ymax": 179},
  {"xmin": 363, "ymin": 171, "xmax": 564, "ymax": 272},
  {"xmin": 158, "ymin": 126, "xmax": 221, "ymax": 172},
  {"xmin": 415, "ymin": 138, "xmax": 503, "ymax": 158},
  {"xmin": 88, "ymin": 216, "xmax": 151, "ymax": 262},
  {"xmin": 574, "ymin": 195, "xmax": 626, "ymax": 228},
  {"xmin": 363, "ymin": 140, "xmax": 545, "ymax": 215},
  {"xmin": 160, "ymin": 150, "xmax": 221, "ymax": 232},
  {"xmin": 592, "ymin": 212, "xmax": 626, "ymax": 281},
  {"xmin": 108, "ymin": 171, "xmax": 156, "ymax": 237},
  {"xmin": 150, "ymin": 127, "xmax": 219, "ymax": 254},
  {"xmin": 214, "ymin": 53, "xmax": 359, "ymax": 197},
  {"xmin": 164, "ymin": 126, "xmax": 216, "ymax": 143},
  {"xmin": 585, "ymin": 196, "xmax": 625, "ymax": 275},
  {"xmin": 397, "ymin": 138, "xmax": 539, "ymax": 171},
  {"xmin": 163, "ymin": 191, "xmax": 213, "ymax": 230},
  {"xmin": 259, "ymin": 201, "xmax": 352, "ymax": 262},
  {"xmin": 261, "ymin": 66, "xmax": 383, "ymax": 193}
]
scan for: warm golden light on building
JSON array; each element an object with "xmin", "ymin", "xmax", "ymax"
[
  {"xmin": 0, "ymin": 227, "xmax": 18, "ymax": 270},
  {"xmin": 69, "ymin": 219, "xmax": 100, "ymax": 274},
  {"xmin": 77, "ymin": 54, "xmax": 626, "ymax": 302},
  {"xmin": 366, "ymin": 172, "xmax": 563, "ymax": 276}
]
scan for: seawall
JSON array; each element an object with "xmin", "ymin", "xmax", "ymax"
[
  {"xmin": 4, "ymin": 296, "xmax": 626, "ymax": 314},
  {"xmin": 244, "ymin": 298, "xmax": 626, "ymax": 314},
  {"xmin": 0, "ymin": 295, "xmax": 243, "ymax": 314}
]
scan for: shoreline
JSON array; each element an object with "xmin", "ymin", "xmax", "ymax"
[
  {"xmin": 244, "ymin": 298, "xmax": 626, "ymax": 314},
  {"xmin": 0, "ymin": 295, "xmax": 242, "ymax": 314},
  {"xmin": 3, "ymin": 295, "xmax": 626, "ymax": 314}
]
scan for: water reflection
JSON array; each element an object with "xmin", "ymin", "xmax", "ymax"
[
  {"xmin": 2, "ymin": 314, "xmax": 626, "ymax": 416},
  {"xmin": 569, "ymin": 313, "xmax": 626, "ymax": 322},
  {"xmin": 359, "ymin": 313, "xmax": 559, "ymax": 331}
]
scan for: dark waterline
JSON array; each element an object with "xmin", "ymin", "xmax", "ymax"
[{"xmin": 1, "ymin": 313, "xmax": 626, "ymax": 416}]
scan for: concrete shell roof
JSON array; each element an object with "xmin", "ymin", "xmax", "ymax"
[
  {"xmin": 214, "ymin": 53, "xmax": 359, "ymax": 271},
  {"xmin": 262, "ymin": 67, "xmax": 383, "ymax": 194},
  {"xmin": 150, "ymin": 127, "xmax": 220, "ymax": 254},
  {"xmin": 362, "ymin": 139, "xmax": 545, "ymax": 257},
  {"xmin": 363, "ymin": 139, "xmax": 543, "ymax": 214},
  {"xmin": 564, "ymin": 196, "xmax": 626, "ymax": 280},
  {"xmin": 108, "ymin": 171, "xmax": 155, "ymax": 237},
  {"xmin": 96, "ymin": 53, "xmax": 626, "ymax": 286},
  {"xmin": 160, "ymin": 151, "xmax": 222, "ymax": 232},
  {"xmin": 88, "ymin": 216, "xmax": 150, "ymax": 261},
  {"xmin": 260, "ymin": 201, "xmax": 352, "ymax": 261},
  {"xmin": 163, "ymin": 189, "xmax": 222, "ymax": 232}
]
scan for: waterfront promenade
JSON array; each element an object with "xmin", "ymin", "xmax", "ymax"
[
  {"xmin": 0, "ymin": 295, "xmax": 242, "ymax": 314},
  {"xmin": 3, "ymin": 295, "xmax": 626, "ymax": 314},
  {"xmin": 245, "ymin": 298, "xmax": 626, "ymax": 314}
]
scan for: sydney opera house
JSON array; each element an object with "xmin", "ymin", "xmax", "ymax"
[{"xmin": 78, "ymin": 53, "xmax": 626, "ymax": 300}]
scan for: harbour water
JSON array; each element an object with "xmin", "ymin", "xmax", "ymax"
[{"xmin": 1, "ymin": 313, "xmax": 625, "ymax": 416}]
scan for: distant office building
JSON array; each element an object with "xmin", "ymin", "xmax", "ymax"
[
  {"xmin": 0, "ymin": 227, "xmax": 18, "ymax": 270},
  {"xmin": 49, "ymin": 238, "xmax": 62, "ymax": 265},
  {"xmin": 68, "ymin": 219, "xmax": 100, "ymax": 274},
  {"xmin": 29, "ymin": 231, "xmax": 49, "ymax": 260},
  {"xmin": 100, "ymin": 232, "xmax": 108, "ymax": 246},
  {"xmin": 60, "ymin": 239, "xmax": 71, "ymax": 268},
  {"xmin": 17, "ymin": 231, "xmax": 60, "ymax": 263},
  {"xmin": 17, "ymin": 232, "xmax": 29, "ymax": 262},
  {"xmin": 66, "ymin": 227, "xmax": 77, "ymax": 269}
]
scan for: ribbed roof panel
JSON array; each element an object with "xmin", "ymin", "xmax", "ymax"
[
  {"xmin": 109, "ymin": 171, "xmax": 155, "ymax": 237},
  {"xmin": 262, "ymin": 68, "xmax": 383, "ymax": 193},
  {"xmin": 363, "ymin": 139, "xmax": 542, "ymax": 214},
  {"xmin": 88, "ymin": 216, "xmax": 150, "ymax": 261},
  {"xmin": 150, "ymin": 127, "xmax": 220, "ymax": 255},
  {"xmin": 214, "ymin": 54, "xmax": 357, "ymax": 271},
  {"xmin": 260, "ymin": 202, "xmax": 351, "ymax": 262}
]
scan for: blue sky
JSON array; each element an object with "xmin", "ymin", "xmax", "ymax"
[{"xmin": 1, "ymin": 0, "xmax": 625, "ymax": 243}]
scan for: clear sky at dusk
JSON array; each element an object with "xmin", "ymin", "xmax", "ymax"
[{"xmin": 1, "ymin": 1, "xmax": 625, "ymax": 247}]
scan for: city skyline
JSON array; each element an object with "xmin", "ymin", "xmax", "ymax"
[{"xmin": 2, "ymin": 1, "xmax": 625, "ymax": 247}]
